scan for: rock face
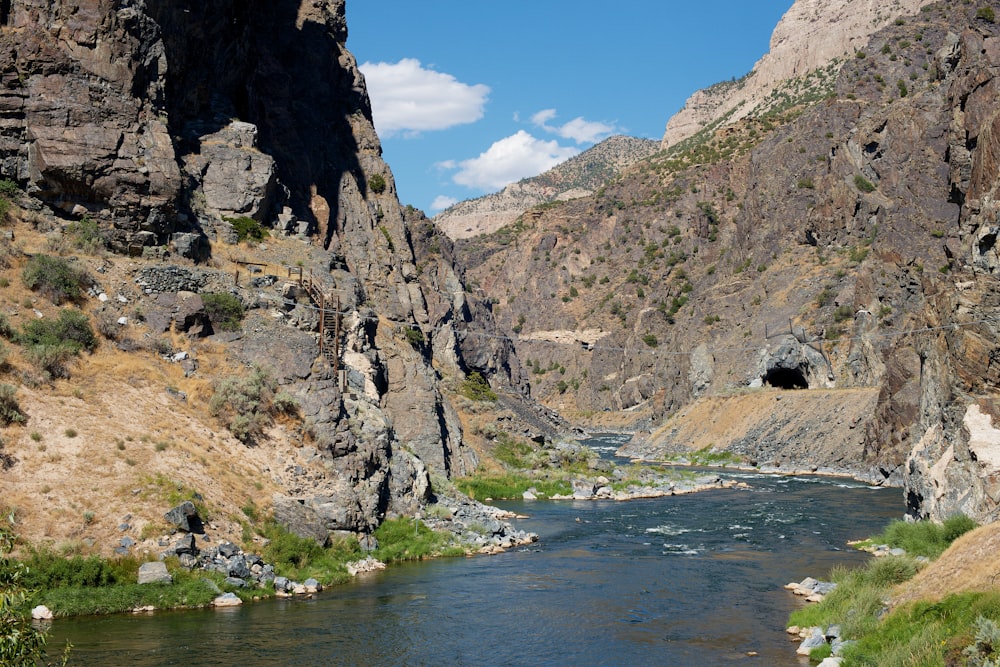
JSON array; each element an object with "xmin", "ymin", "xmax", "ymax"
[
  {"xmin": 434, "ymin": 136, "xmax": 659, "ymax": 240},
  {"xmin": 662, "ymin": 0, "xmax": 935, "ymax": 148},
  {"xmin": 454, "ymin": 2, "xmax": 1000, "ymax": 519},
  {"xmin": 0, "ymin": 0, "xmax": 534, "ymax": 542}
]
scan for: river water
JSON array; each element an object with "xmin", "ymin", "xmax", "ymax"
[{"xmin": 51, "ymin": 435, "xmax": 903, "ymax": 666}]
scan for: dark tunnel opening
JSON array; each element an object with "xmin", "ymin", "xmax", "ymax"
[{"xmin": 762, "ymin": 367, "xmax": 809, "ymax": 390}]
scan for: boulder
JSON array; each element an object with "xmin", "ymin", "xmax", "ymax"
[
  {"xmin": 796, "ymin": 628, "xmax": 828, "ymax": 656},
  {"xmin": 173, "ymin": 533, "xmax": 198, "ymax": 555},
  {"xmin": 212, "ymin": 592, "xmax": 242, "ymax": 607},
  {"xmin": 164, "ymin": 501, "xmax": 204, "ymax": 534},
  {"xmin": 138, "ymin": 561, "xmax": 172, "ymax": 585},
  {"xmin": 31, "ymin": 605, "xmax": 53, "ymax": 620}
]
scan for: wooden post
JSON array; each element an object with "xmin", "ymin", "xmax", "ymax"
[
  {"xmin": 318, "ymin": 291, "xmax": 326, "ymax": 356},
  {"xmin": 333, "ymin": 295, "xmax": 340, "ymax": 374}
]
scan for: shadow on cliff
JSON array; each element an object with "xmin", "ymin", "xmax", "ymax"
[{"xmin": 147, "ymin": 0, "xmax": 366, "ymax": 245}]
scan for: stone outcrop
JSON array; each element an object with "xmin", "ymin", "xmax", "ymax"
[
  {"xmin": 453, "ymin": 2, "xmax": 1000, "ymax": 519},
  {"xmin": 0, "ymin": 0, "xmax": 541, "ymax": 545},
  {"xmin": 662, "ymin": 0, "xmax": 935, "ymax": 148},
  {"xmin": 434, "ymin": 136, "xmax": 659, "ymax": 240}
]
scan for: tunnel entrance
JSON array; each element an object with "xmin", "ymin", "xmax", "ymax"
[{"xmin": 762, "ymin": 367, "xmax": 809, "ymax": 390}]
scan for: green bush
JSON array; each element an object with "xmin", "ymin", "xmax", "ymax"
[
  {"xmin": 978, "ymin": 6, "xmax": 996, "ymax": 23},
  {"xmin": 65, "ymin": 216, "xmax": 104, "ymax": 254},
  {"xmin": 460, "ymin": 372, "xmax": 497, "ymax": 402},
  {"xmin": 209, "ymin": 365, "xmax": 293, "ymax": 444},
  {"xmin": 455, "ymin": 474, "xmax": 571, "ymax": 500},
  {"xmin": 0, "ymin": 384, "xmax": 25, "ymax": 426},
  {"xmin": 404, "ymin": 327, "xmax": 424, "ymax": 348},
  {"xmin": 19, "ymin": 309, "xmax": 97, "ymax": 354},
  {"xmin": 261, "ymin": 521, "xmax": 360, "ymax": 584},
  {"xmin": 224, "ymin": 216, "xmax": 268, "ymax": 243},
  {"xmin": 854, "ymin": 174, "xmax": 877, "ymax": 193},
  {"xmin": 0, "ymin": 523, "xmax": 70, "ymax": 666},
  {"xmin": 18, "ymin": 309, "xmax": 97, "ymax": 378},
  {"xmin": 368, "ymin": 173, "xmax": 387, "ymax": 195},
  {"xmin": 201, "ymin": 292, "xmax": 245, "ymax": 332},
  {"xmin": 872, "ymin": 515, "xmax": 978, "ymax": 559},
  {"xmin": 21, "ymin": 255, "xmax": 90, "ymax": 304}
]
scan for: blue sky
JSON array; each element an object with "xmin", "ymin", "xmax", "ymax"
[{"xmin": 347, "ymin": 1, "xmax": 793, "ymax": 214}]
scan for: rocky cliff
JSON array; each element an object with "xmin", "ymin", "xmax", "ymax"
[
  {"xmin": 434, "ymin": 135, "xmax": 659, "ymax": 240},
  {"xmin": 662, "ymin": 0, "xmax": 935, "ymax": 148},
  {"xmin": 454, "ymin": 0, "xmax": 1000, "ymax": 523},
  {"xmin": 0, "ymin": 0, "xmax": 542, "ymax": 549}
]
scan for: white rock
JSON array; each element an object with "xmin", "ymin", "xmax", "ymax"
[
  {"xmin": 212, "ymin": 593, "xmax": 242, "ymax": 607},
  {"xmin": 117, "ymin": 317, "xmax": 128, "ymax": 326},
  {"xmin": 31, "ymin": 605, "xmax": 53, "ymax": 620},
  {"xmin": 817, "ymin": 658, "xmax": 843, "ymax": 667},
  {"xmin": 98, "ymin": 293, "xmax": 109, "ymax": 302}
]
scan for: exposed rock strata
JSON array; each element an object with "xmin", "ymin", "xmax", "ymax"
[{"xmin": 455, "ymin": 1, "xmax": 1000, "ymax": 518}]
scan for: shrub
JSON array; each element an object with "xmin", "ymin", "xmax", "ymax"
[
  {"xmin": 209, "ymin": 365, "xmax": 281, "ymax": 444},
  {"xmin": 854, "ymin": 174, "xmax": 876, "ymax": 193},
  {"xmin": 19, "ymin": 309, "xmax": 97, "ymax": 354},
  {"xmin": 372, "ymin": 517, "xmax": 462, "ymax": 563},
  {"xmin": 21, "ymin": 255, "xmax": 89, "ymax": 304},
  {"xmin": 368, "ymin": 173, "xmax": 387, "ymax": 195},
  {"xmin": 201, "ymin": 292, "xmax": 244, "ymax": 332},
  {"xmin": 224, "ymin": 216, "xmax": 268, "ymax": 243},
  {"xmin": 403, "ymin": 327, "xmax": 424, "ymax": 348},
  {"xmin": 642, "ymin": 334, "xmax": 658, "ymax": 348},
  {"xmin": 0, "ymin": 384, "xmax": 24, "ymax": 425},
  {"xmin": 0, "ymin": 524, "xmax": 71, "ymax": 666},
  {"xmin": 459, "ymin": 372, "xmax": 496, "ymax": 402},
  {"xmin": 65, "ymin": 216, "xmax": 104, "ymax": 254},
  {"xmin": 978, "ymin": 6, "xmax": 996, "ymax": 23}
]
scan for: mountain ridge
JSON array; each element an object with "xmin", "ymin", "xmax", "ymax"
[{"xmin": 433, "ymin": 135, "xmax": 659, "ymax": 240}]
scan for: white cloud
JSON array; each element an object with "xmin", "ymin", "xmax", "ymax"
[
  {"xmin": 360, "ymin": 58, "xmax": 490, "ymax": 136},
  {"xmin": 430, "ymin": 195, "xmax": 459, "ymax": 212},
  {"xmin": 531, "ymin": 109, "xmax": 558, "ymax": 126},
  {"xmin": 443, "ymin": 130, "xmax": 580, "ymax": 191},
  {"xmin": 531, "ymin": 108, "xmax": 617, "ymax": 144}
]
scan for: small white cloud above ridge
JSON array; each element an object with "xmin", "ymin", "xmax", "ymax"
[
  {"xmin": 360, "ymin": 58, "xmax": 490, "ymax": 135},
  {"xmin": 443, "ymin": 130, "xmax": 580, "ymax": 191},
  {"xmin": 430, "ymin": 195, "xmax": 459, "ymax": 212},
  {"xmin": 531, "ymin": 108, "xmax": 617, "ymax": 144}
]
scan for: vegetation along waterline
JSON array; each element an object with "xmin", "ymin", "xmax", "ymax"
[
  {"xmin": 7, "ymin": 0, "xmax": 1000, "ymax": 662},
  {"xmin": 785, "ymin": 515, "xmax": 1000, "ymax": 665}
]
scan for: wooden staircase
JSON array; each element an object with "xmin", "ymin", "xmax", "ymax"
[{"xmin": 292, "ymin": 267, "xmax": 340, "ymax": 372}]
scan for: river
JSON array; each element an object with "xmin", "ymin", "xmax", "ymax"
[{"xmin": 50, "ymin": 435, "xmax": 902, "ymax": 666}]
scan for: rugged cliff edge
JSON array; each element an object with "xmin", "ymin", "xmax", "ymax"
[
  {"xmin": 452, "ymin": 0, "xmax": 1000, "ymax": 523},
  {"xmin": 0, "ymin": 0, "xmax": 550, "ymax": 552}
]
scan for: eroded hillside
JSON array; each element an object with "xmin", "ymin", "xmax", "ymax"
[{"xmin": 451, "ymin": 0, "xmax": 1000, "ymax": 521}]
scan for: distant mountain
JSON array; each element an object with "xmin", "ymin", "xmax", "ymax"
[
  {"xmin": 662, "ymin": 0, "xmax": 936, "ymax": 147},
  {"xmin": 433, "ymin": 135, "xmax": 660, "ymax": 240}
]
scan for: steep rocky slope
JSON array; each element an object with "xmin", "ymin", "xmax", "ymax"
[
  {"xmin": 663, "ymin": 0, "xmax": 935, "ymax": 148},
  {"xmin": 0, "ymin": 0, "xmax": 547, "ymax": 552},
  {"xmin": 434, "ymin": 136, "xmax": 659, "ymax": 240},
  {"xmin": 454, "ymin": 0, "xmax": 1000, "ymax": 522}
]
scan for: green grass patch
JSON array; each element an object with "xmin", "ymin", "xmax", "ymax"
[
  {"xmin": 494, "ymin": 435, "xmax": 535, "ymax": 468},
  {"xmin": 857, "ymin": 515, "xmax": 977, "ymax": 559},
  {"xmin": 371, "ymin": 517, "xmax": 464, "ymax": 562},
  {"xmin": 260, "ymin": 521, "xmax": 360, "ymax": 585},
  {"xmin": 686, "ymin": 447, "xmax": 741, "ymax": 466},
  {"xmin": 844, "ymin": 592, "xmax": 1000, "ymax": 666},
  {"xmin": 789, "ymin": 556, "xmax": 922, "ymax": 639},
  {"xmin": 454, "ymin": 474, "xmax": 572, "ymax": 500}
]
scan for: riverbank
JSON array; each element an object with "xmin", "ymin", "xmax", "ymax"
[{"xmin": 782, "ymin": 515, "xmax": 992, "ymax": 664}]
